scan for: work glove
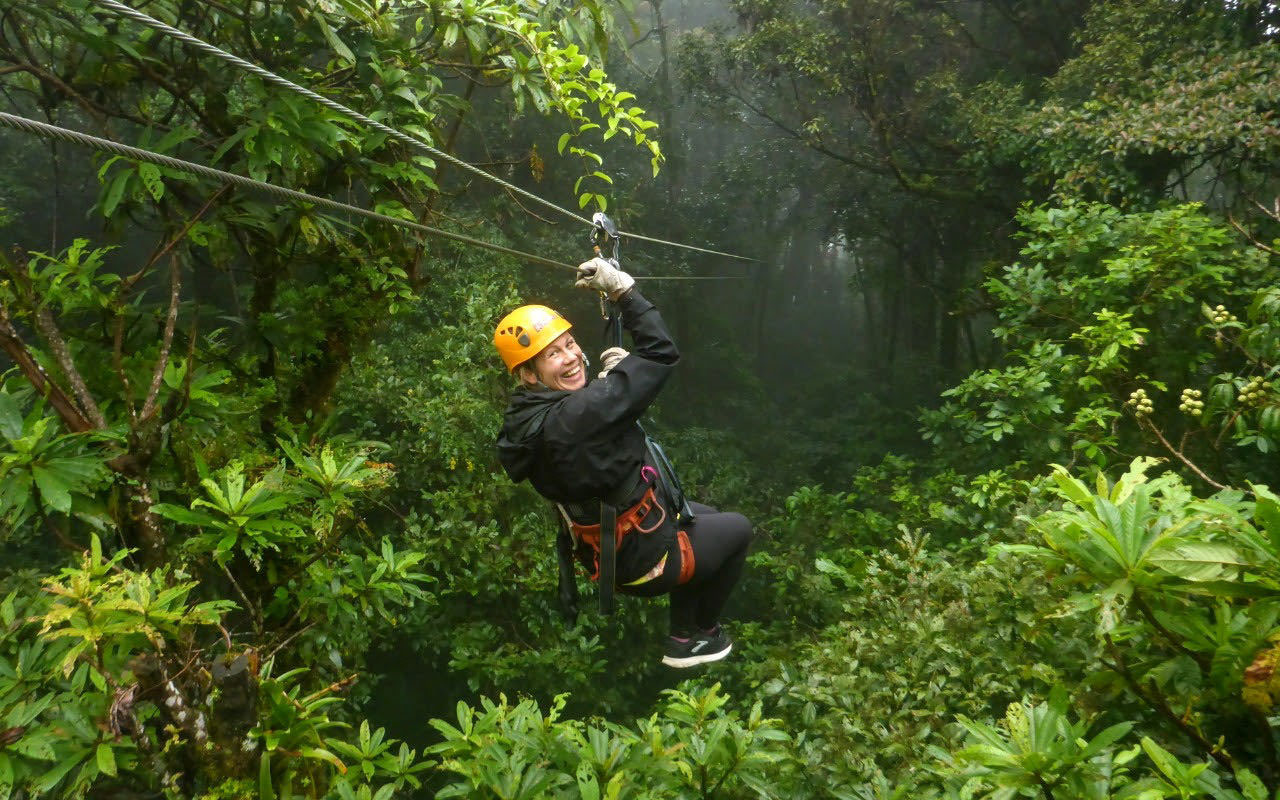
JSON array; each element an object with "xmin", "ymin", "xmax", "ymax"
[
  {"xmin": 575, "ymin": 257, "xmax": 635, "ymax": 300},
  {"xmin": 597, "ymin": 346, "xmax": 629, "ymax": 378}
]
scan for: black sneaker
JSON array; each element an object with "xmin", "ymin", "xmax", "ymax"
[{"xmin": 661, "ymin": 627, "xmax": 732, "ymax": 668}]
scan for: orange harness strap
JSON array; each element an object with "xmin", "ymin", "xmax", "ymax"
[
  {"xmin": 569, "ymin": 486, "xmax": 696, "ymax": 584},
  {"xmin": 676, "ymin": 530, "xmax": 696, "ymax": 585}
]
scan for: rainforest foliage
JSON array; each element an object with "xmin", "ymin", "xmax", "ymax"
[{"xmin": 0, "ymin": 0, "xmax": 1278, "ymax": 798}]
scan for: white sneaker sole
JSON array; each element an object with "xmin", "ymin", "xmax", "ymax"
[{"xmin": 661, "ymin": 643, "xmax": 732, "ymax": 668}]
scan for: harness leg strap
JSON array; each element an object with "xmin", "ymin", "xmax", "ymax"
[
  {"xmin": 555, "ymin": 521, "xmax": 580, "ymax": 622},
  {"xmin": 598, "ymin": 500, "xmax": 617, "ymax": 615}
]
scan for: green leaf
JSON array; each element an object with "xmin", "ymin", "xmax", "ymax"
[
  {"xmin": 150, "ymin": 503, "xmax": 217, "ymax": 526},
  {"xmin": 557, "ymin": 132, "xmax": 571, "ymax": 154},
  {"xmin": 32, "ymin": 465, "xmax": 73, "ymax": 514},
  {"xmin": 317, "ymin": 16, "xmax": 355, "ymax": 63},
  {"xmin": 32, "ymin": 753, "xmax": 81, "ymax": 793},
  {"xmin": 1081, "ymin": 722, "xmax": 1132, "ymax": 758},
  {"xmin": 0, "ymin": 392, "xmax": 22, "ymax": 440},
  {"xmin": 1231, "ymin": 767, "xmax": 1267, "ymax": 800},
  {"xmin": 1051, "ymin": 466, "xmax": 1094, "ymax": 507},
  {"xmin": 299, "ymin": 216, "xmax": 320, "ymax": 246},
  {"xmin": 1140, "ymin": 737, "xmax": 1181, "ymax": 781},
  {"xmin": 100, "ymin": 170, "xmax": 129, "ymax": 218},
  {"xmin": 1254, "ymin": 486, "xmax": 1280, "ymax": 554},
  {"xmin": 210, "ymin": 126, "xmax": 253, "ymax": 165},
  {"xmin": 96, "ymin": 742, "xmax": 117, "ymax": 777},
  {"xmin": 299, "ymin": 746, "xmax": 347, "ymax": 772},
  {"xmin": 138, "ymin": 163, "xmax": 164, "ymax": 201},
  {"xmin": 576, "ymin": 761, "xmax": 600, "ymax": 800},
  {"xmin": 1148, "ymin": 542, "xmax": 1246, "ymax": 581},
  {"xmin": 10, "ymin": 733, "xmax": 55, "ymax": 762},
  {"xmin": 260, "ymin": 752, "xmax": 276, "ymax": 800}
]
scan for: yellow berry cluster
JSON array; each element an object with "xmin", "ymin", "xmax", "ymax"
[
  {"xmin": 1239, "ymin": 376, "xmax": 1268, "ymax": 407},
  {"xmin": 1210, "ymin": 304, "xmax": 1238, "ymax": 324},
  {"xmin": 1127, "ymin": 388, "xmax": 1154, "ymax": 417},
  {"xmin": 1178, "ymin": 389, "xmax": 1203, "ymax": 416}
]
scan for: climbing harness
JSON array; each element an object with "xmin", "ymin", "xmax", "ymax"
[
  {"xmin": 563, "ymin": 486, "xmax": 693, "ymax": 583},
  {"xmin": 88, "ymin": 0, "xmax": 757, "ymax": 264}
]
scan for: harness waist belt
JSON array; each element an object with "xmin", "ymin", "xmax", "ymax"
[
  {"xmin": 561, "ymin": 469, "xmax": 650, "ymax": 525},
  {"xmin": 566, "ymin": 486, "xmax": 695, "ymax": 587}
]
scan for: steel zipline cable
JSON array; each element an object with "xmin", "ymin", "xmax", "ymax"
[
  {"xmin": 0, "ymin": 111, "xmax": 739, "ymax": 280},
  {"xmin": 90, "ymin": 0, "xmax": 756, "ymax": 263},
  {"xmin": 0, "ymin": 110, "xmax": 574, "ymax": 271}
]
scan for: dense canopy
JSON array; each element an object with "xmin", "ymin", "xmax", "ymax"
[{"xmin": 0, "ymin": 0, "xmax": 1278, "ymax": 798}]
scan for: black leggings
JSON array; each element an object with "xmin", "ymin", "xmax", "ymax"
[{"xmin": 668, "ymin": 502, "xmax": 752, "ymax": 634}]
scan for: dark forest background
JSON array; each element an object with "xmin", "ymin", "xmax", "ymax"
[{"xmin": 1, "ymin": 0, "xmax": 1279, "ymax": 797}]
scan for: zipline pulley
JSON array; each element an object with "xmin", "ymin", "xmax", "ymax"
[
  {"xmin": 590, "ymin": 211, "xmax": 621, "ymax": 263},
  {"xmin": 591, "ymin": 212, "xmax": 626, "ymax": 348}
]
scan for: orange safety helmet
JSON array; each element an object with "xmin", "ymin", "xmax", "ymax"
[{"xmin": 493, "ymin": 304, "xmax": 573, "ymax": 372}]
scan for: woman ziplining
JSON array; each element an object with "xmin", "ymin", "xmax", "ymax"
[
  {"xmin": 494, "ymin": 255, "xmax": 753, "ymax": 668},
  {"xmin": 0, "ymin": 0, "xmax": 763, "ymax": 666}
]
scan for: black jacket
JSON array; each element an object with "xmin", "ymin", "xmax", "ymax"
[
  {"xmin": 497, "ymin": 289, "xmax": 678, "ymax": 506},
  {"xmin": 497, "ymin": 289, "xmax": 681, "ymax": 586}
]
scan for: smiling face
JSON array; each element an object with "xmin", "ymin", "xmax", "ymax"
[{"xmin": 519, "ymin": 330, "xmax": 586, "ymax": 391}]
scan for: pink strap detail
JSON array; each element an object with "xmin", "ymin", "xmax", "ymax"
[{"xmin": 641, "ymin": 465, "xmax": 658, "ymax": 484}]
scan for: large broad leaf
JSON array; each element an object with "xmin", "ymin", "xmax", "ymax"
[
  {"xmin": 1171, "ymin": 579, "xmax": 1276, "ymax": 599},
  {"xmin": 1080, "ymin": 721, "xmax": 1133, "ymax": 760},
  {"xmin": 0, "ymin": 392, "xmax": 22, "ymax": 441},
  {"xmin": 1252, "ymin": 485, "xmax": 1280, "ymax": 555},
  {"xmin": 1148, "ymin": 543, "xmax": 1248, "ymax": 582},
  {"xmin": 0, "ymin": 470, "xmax": 34, "ymax": 522},
  {"xmin": 0, "ymin": 752, "xmax": 13, "ymax": 794},
  {"xmin": 1140, "ymin": 737, "xmax": 1182, "ymax": 783},
  {"xmin": 150, "ymin": 503, "xmax": 219, "ymax": 527},
  {"xmin": 31, "ymin": 751, "xmax": 84, "ymax": 793},
  {"xmin": 31, "ymin": 464, "xmax": 73, "ymax": 513},
  {"xmin": 96, "ymin": 742, "xmax": 117, "ymax": 777},
  {"xmin": 1051, "ymin": 465, "xmax": 1096, "ymax": 507},
  {"xmin": 46, "ymin": 454, "xmax": 106, "ymax": 484},
  {"xmin": 1234, "ymin": 767, "xmax": 1268, "ymax": 800}
]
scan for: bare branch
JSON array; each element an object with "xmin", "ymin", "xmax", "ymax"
[
  {"xmin": 1253, "ymin": 196, "xmax": 1280, "ymax": 223},
  {"xmin": 628, "ymin": 26, "xmax": 660, "ymax": 50},
  {"xmin": 222, "ymin": 564, "xmax": 263, "ymax": 636},
  {"xmin": 1104, "ymin": 634, "xmax": 1238, "ymax": 773},
  {"xmin": 1140, "ymin": 417, "xmax": 1228, "ymax": 491},
  {"xmin": 0, "ymin": 246, "xmax": 105, "ymax": 429},
  {"xmin": 265, "ymin": 623, "xmax": 316, "ymax": 661},
  {"xmin": 121, "ymin": 184, "xmax": 230, "ymax": 297},
  {"xmin": 31, "ymin": 307, "xmax": 107, "ymax": 428},
  {"xmin": 1229, "ymin": 212, "xmax": 1280, "ymax": 256},
  {"xmin": 0, "ymin": 302, "xmax": 92, "ymax": 433},
  {"xmin": 112, "ymin": 311, "xmax": 136, "ymax": 421},
  {"xmin": 140, "ymin": 256, "xmax": 181, "ymax": 421}
]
